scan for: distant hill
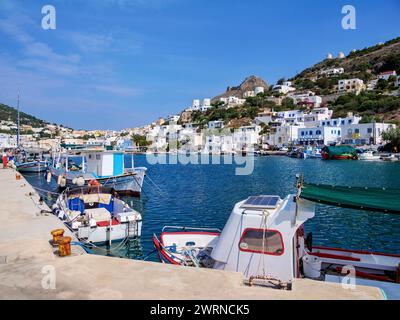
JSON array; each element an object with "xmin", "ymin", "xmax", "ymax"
[
  {"xmin": 211, "ymin": 75, "xmax": 269, "ymax": 103},
  {"xmin": 0, "ymin": 103, "xmax": 49, "ymax": 128}
]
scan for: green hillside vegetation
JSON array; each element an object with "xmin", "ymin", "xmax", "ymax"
[
  {"xmin": 0, "ymin": 103, "xmax": 48, "ymax": 128},
  {"xmin": 329, "ymin": 91, "xmax": 400, "ymax": 124}
]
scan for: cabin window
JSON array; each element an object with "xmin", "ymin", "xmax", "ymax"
[
  {"xmin": 96, "ymin": 154, "xmax": 101, "ymax": 160},
  {"xmin": 239, "ymin": 228, "xmax": 284, "ymax": 256}
]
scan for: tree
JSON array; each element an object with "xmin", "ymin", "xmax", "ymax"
[
  {"xmin": 382, "ymin": 127, "xmax": 400, "ymax": 151},
  {"xmin": 132, "ymin": 134, "xmax": 150, "ymax": 147},
  {"xmin": 277, "ymin": 78, "xmax": 285, "ymax": 85}
]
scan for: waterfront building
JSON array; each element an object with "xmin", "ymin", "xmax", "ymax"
[
  {"xmin": 298, "ymin": 126, "xmax": 341, "ymax": 146},
  {"xmin": 319, "ymin": 114, "xmax": 361, "ymax": 127},
  {"xmin": 340, "ymin": 123, "xmax": 396, "ymax": 145},
  {"xmin": 338, "ymin": 78, "xmax": 366, "ymax": 95},
  {"xmin": 233, "ymin": 125, "xmax": 262, "ymax": 150},
  {"xmin": 0, "ymin": 134, "xmax": 17, "ymax": 148},
  {"xmin": 274, "ymin": 124, "xmax": 305, "ymax": 147}
]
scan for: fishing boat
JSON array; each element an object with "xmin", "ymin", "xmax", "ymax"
[
  {"xmin": 15, "ymin": 148, "xmax": 49, "ymax": 172},
  {"xmin": 359, "ymin": 150, "xmax": 381, "ymax": 161},
  {"xmin": 53, "ymin": 186, "xmax": 142, "ymax": 244},
  {"xmin": 49, "ymin": 149, "xmax": 147, "ymax": 196},
  {"xmin": 380, "ymin": 154, "xmax": 399, "ymax": 162},
  {"xmin": 153, "ymin": 176, "xmax": 400, "ymax": 297},
  {"xmin": 321, "ymin": 145, "xmax": 358, "ymax": 160}
]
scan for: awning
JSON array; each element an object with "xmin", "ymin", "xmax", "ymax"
[{"xmin": 300, "ymin": 183, "xmax": 400, "ymax": 214}]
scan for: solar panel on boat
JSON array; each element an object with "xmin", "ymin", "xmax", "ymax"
[{"xmin": 241, "ymin": 196, "xmax": 281, "ymax": 209}]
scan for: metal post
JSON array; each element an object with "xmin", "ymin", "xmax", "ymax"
[{"xmin": 17, "ymin": 93, "xmax": 20, "ymax": 148}]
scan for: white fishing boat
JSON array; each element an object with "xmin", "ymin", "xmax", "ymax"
[
  {"xmin": 49, "ymin": 149, "xmax": 147, "ymax": 196},
  {"xmin": 15, "ymin": 148, "xmax": 49, "ymax": 172},
  {"xmin": 154, "ymin": 176, "xmax": 400, "ymax": 297},
  {"xmin": 359, "ymin": 150, "xmax": 381, "ymax": 161},
  {"xmin": 53, "ymin": 186, "xmax": 142, "ymax": 244}
]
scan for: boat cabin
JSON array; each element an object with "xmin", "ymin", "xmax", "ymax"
[
  {"xmin": 211, "ymin": 195, "xmax": 315, "ymax": 282},
  {"xmin": 53, "ymin": 149, "xmax": 132, "ymax": 178}
]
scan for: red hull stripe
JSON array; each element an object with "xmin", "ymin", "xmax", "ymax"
[
  {"xmin": 310, "ymin": 252, "xmax": 361, "ymax": 262},
  {"xmin": 336, "ymin": 267, "xmax": 394, "ymax": 282},
  {"xmin": 313, "ymin": 246, "xmax": 400, "ymax": 258}
]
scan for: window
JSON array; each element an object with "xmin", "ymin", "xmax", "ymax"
[
  {"xmin": 367, "ymin": 128, "xmax": 372, "ymax": 133},
  {"xmin": 239, "ymin": 228, "xmax": 284, "ymax": 256},
  {"xmin": 355, "ymin": 129, "xmax": 360, "ymax": 134},
  {"xmin": 309, "ymin": 131, "xmax": 313, "ymax": 135},
  {"xmin": 338, "ymin": 130, "xmax": 341, "ymax": 135},
  {"xmin": 316, "ymin": 130, "xmax": 321, "ymax": 135},
  {"xmin": 301, "ymin": 132, "xmax": 304, "ymax": 136},
  {"xmin": 96, "ymin": 154, "xmax": 101, "ymax": 160},
  {"xmin": 341, "ymin": 120, "xmax": 345, "ymax": 125}
]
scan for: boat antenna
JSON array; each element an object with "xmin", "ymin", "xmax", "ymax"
[{"xmin": 17, "ymin": 91, "xmax": 21, "ymax": 148}]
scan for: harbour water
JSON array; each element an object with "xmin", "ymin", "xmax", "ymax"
[{"xmin": 23, "ymin": 155, "xmax": 400, "ymax": 262}]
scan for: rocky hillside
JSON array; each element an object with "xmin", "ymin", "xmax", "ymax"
[
  {"xmin": 0, "ymin": 103, "xmax": 49, "ymax": 128},
  {"xmin": 211, "ymin": 75, "xmax": 269, "ymax": 103},
  {"xmin": 293, "ymin": 37, "xmax": 400, "ymax": 80}
]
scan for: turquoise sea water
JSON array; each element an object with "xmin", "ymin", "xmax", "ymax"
[{"xmin": 24, "ymin": 155, "xmax": 400, "ymax": 261}]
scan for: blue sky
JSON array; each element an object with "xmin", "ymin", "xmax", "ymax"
[{"xmin": 0, "ymin": 0, "xmax": 399, "ymax": 130}]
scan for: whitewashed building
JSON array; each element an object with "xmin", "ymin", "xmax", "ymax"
[
  {"xmin": 0, "ymin": 134, "xmax": 17, "ymax": 148},
  {"xmin": 208, "ymin": 120, "xmax": 224, "ymax": 130},
  {"xmin": 341, "ymin": 123, "xmax": 396, "ymax": 145},
  {"xmin": 274, "ymin": 125, "xmax": 305, "ymax": 147},
  {"xmin": 319, "ymin": 67, "xmax": 344, "ymax": 78},
  {"xmin": 273, "ymin": 84, "xmax": 296, "ymax": 95},
  {"xmin": 297, "ymin": 126, "xmax": 341, "ymax": 146},
  {"xmin": 338, "ymin": 78, "xmax": 365, "ymax": 95},
  {"xmin": 378, "ymin": 71, "xmax": 397, "ymax": 81}
]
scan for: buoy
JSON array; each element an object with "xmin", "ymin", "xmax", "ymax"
[
  {"xmin": 76, "ymin": 176, "xmax": 85, "ymax": 187},
  {"xmin": 46, "ymin": 171, "xmax": 52, "ymax": 183},
  {"xmin": 57, "ymin": 174, "xmax": 62, "ymax": 186},
  {"xmin": 15, "ymin": 173, "xmax": 21, "ymax": 180},
  {"xmin": 72, "ymin": 177, "xmax": 78, "ymax": 185}
]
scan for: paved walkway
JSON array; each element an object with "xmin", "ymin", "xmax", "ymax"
[{"xmin": 0, "ymin": 169, "xmax": 383, "ymax": 300}]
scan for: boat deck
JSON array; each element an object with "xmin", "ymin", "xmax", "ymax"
[{"xmin": 0, "ymin": 169, "xmax": 384, "ymax": 300}]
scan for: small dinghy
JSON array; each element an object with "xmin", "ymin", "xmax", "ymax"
[{"xmin": 53, "ymin": 186, "xmax": 142, "ymax": 244}]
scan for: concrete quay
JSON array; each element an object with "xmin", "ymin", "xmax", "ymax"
[{"xmin": 0, "ymin": 168, "xmax": 383, "ymax": 300}]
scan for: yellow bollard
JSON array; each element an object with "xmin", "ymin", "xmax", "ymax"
[
  {"xmin": 58, "ymin": 236, "xmax": 72, "ymax": 257},
  {"xmin": 51, "ymin": 229, "xmax": 65, "ymax": 244}
]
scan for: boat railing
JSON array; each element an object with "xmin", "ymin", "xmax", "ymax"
[{"xmin": 161, "ymin": 226, "xmax": 222, "ymax": 233}]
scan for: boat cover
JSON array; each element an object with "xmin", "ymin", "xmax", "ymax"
[
  {"xmin": 300, "ymin": 183, "xmax": 400, "ymax": 214},
  {"xmin": 322, "ymin": 145, "xmax": 357, "ymax": 157}
]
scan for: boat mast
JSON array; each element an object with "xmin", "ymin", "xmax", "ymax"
[{"xmin": 17, "ymin": 92, "xmax": 20, "ymax": 148}]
